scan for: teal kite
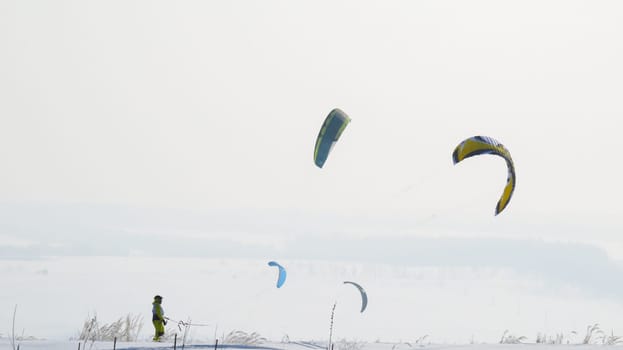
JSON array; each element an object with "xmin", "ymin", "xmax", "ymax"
[
  {"xmin": 343, "ymin": 281, "xmax": 367, "ymax": 313},
  {"xmin": 268, "ymin": 261, "xmax": 286, "ymax": 288},
  {"xmin": 314, "ymin": 108, "xmax": 351, "ymax": 168}
]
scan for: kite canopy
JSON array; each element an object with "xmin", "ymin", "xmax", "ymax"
[
  {"xmin": 343, "ymin": 281, "xmax": 368, "ymax": 313},
  {"xmin": 452, "ymin": 135, "xmax": 516, "ymax": 215},
  {"xmin": 314, "ymin": 108, "xmax": 351, "ymax": 168},
  {"xmin": 268, "ymin": 261, "xmax": 287, "ymax": 288}
]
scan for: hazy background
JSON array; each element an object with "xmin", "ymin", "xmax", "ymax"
[{"xmin": 1, "ymin": 0, "xmax": 622, "ymax": 343}]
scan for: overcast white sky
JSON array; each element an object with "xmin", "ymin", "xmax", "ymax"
[
  {"xmin": 0, "ymin": 1, "xmax": 623, "ymax": 252},
  {"xmin": 2, "ymin": 0, "xmax": 623, "ymax": 245},
  {"xmin": 1, "ymin": 0, "xmax": 623, "ymax": 341}
]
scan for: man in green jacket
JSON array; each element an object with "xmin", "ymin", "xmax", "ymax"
[{"xmin": 152, "ymin": 295, "xmax": 166, "ymax": 341}]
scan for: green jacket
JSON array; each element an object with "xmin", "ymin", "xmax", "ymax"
[{"xmin": 152, "ymin": 301, "xmax": 164, "ymax": 322}]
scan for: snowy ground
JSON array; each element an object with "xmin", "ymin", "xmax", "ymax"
[{"xmin": 0, "ymin": 340, "xmax": 620, "ymax": 350}]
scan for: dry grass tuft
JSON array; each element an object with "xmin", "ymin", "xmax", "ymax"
[
  {"xmin": 499, "ymin": 329, "xmax": 526, "ymax": 344},
  {"xmin": 334, "ymin": 339, "xmax": 365, "ymax": 350},
  {"xmin": 583, "ymin": 323, "xmax": 602, "ymax": 344},
  {"xmin": 76, "ymin": 313, "xmax": 144, "ymax": 342},
  {"xmin": 222, "ymin": 330, "xmax": 267, "ymax": 345}
]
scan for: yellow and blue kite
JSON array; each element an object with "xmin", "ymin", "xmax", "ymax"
[{"xmin": 452, "ymin": 136, "xmax": 516, "ymax": 215}]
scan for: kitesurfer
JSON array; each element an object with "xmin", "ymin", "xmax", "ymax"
[{"xmin": 152, "ymin": 295, "xmax": 166, "ymax": 341}]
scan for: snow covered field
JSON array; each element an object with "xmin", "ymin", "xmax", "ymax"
[{"xmin": 0, "ymin": 340, "xmax": 621, "ymax": 350}]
